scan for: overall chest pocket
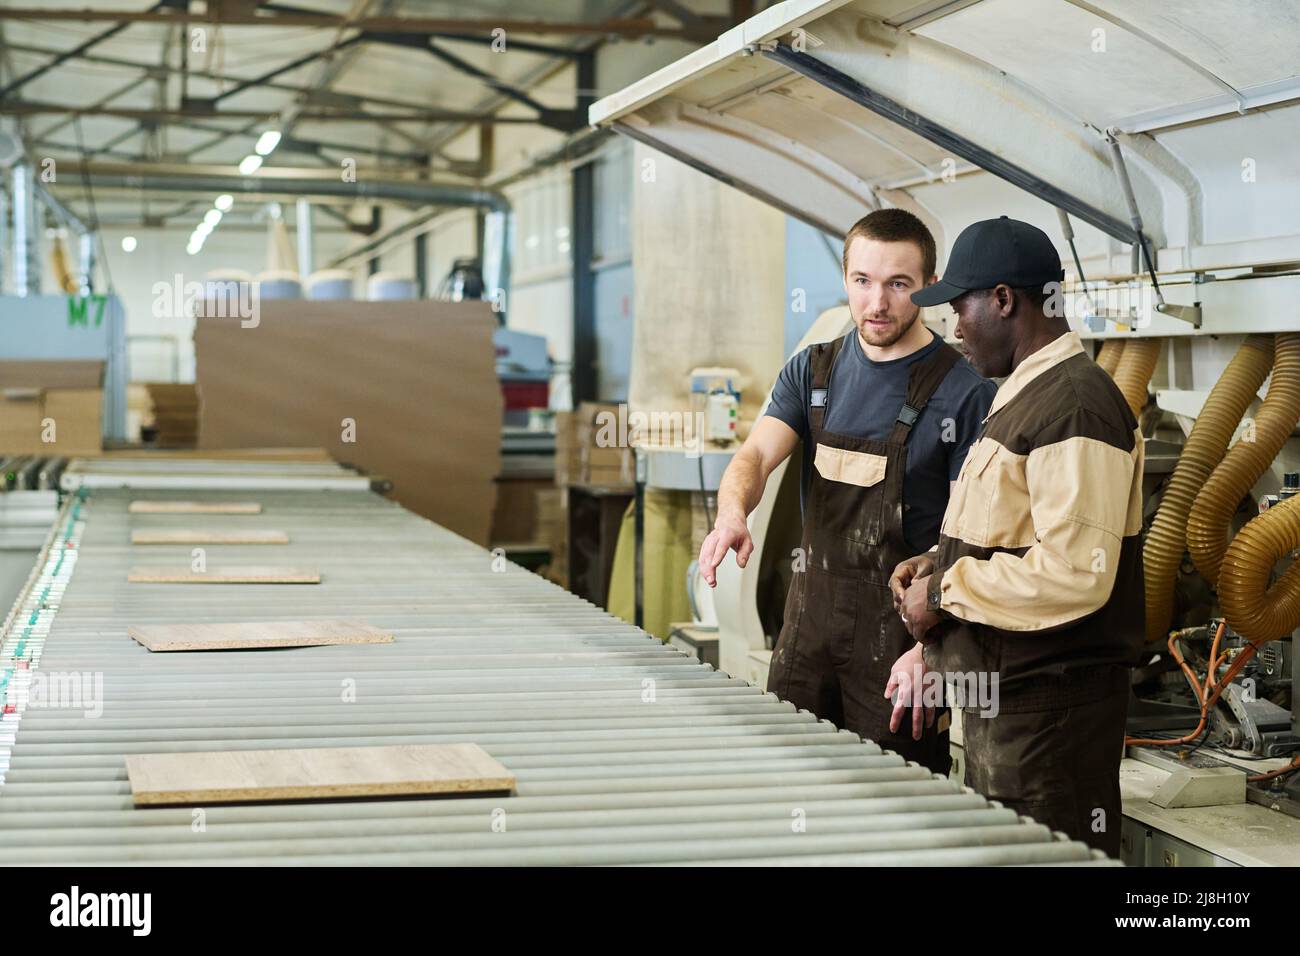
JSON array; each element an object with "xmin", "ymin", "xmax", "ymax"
[
  {"xmin": 814, "ymin": 444, "xmax": 886, "ymax": 487},
  {"xmin": 813, "ymin": 443, "xmax": 888, "ymax": 550}
]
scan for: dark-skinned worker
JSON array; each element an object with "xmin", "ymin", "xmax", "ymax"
[
  {"xmin": 890, "ymin": 216, "xmax": 1144, "ymax": 856},
  {"xmin": 697, "ymin": 209, "xmax": 995, "ymax": 775}
]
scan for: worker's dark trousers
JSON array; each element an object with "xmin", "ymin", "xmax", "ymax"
[{"xmin": 961, "ymin": 687, "xmax": 1129, "ymax": 858}]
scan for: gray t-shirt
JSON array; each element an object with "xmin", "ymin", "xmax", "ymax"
[{"xmin": 765, "ymin": 329, "xmax": 996, "ymax": 553}]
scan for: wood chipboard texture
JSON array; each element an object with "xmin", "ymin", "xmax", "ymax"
[
  {"xmin": 194, "ymin": 301, "xmax": 502, "ymax": 544},
  {"xmin": 126, "ymin": 566, "xmax": 321, "ymax": 584},
  {"xmin": 127, "ymin": 619, "xmax": 392, "ymax": 652},
  {"xmin": 130, "ymin": 529, "xmax": 288, "ymax": 545},
  {"xmin": 125, "ymin": 743, "xmax": 515, "ymax": 805},
  {"xmin": 129, "ymin": 501, "xmax": 263, "ymax": 514}
]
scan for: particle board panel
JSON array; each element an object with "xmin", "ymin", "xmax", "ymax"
[
  {"xmin": 108, "ymin": 447, "xmax": 333, "ymax": 462},
  {"xmin": 128, "ymin": 619, "xmax": 393, "ymax": 652},
  {"xmin": 129, "ymin": 500, "xmax": 263, "ymax": 514},
  {"xmin": 194, "ymin": 301, "xmax": 501, "ymax": 545},
  {"xmin": 126, "ymin": 566, "xmax": 321, "ymax": 584},
  {"xmin": 125, "ymin": 743, "xmax": 516, "ymax": 806},
  {"xmin": 130, "ymin": 529, "xmax": 289, "ymax": 545}
]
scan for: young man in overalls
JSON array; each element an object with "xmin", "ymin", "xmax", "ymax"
[{"xmin": 699, "ymin": 209, "xmax": 995, "ymax": 773}]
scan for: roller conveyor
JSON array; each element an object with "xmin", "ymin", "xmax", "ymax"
[{"xmin": 0, "ymin": 461, "xmax": 1116, "ymax": 865}]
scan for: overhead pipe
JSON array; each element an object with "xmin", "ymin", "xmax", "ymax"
[
  {"xmin": 49, "ymin": 234, "xmax": 78, "ymax": 293},
  {"xmin": 11, "ymin": 163, "xmax": 39, "ymax": 296},
  {"xmin": 295, "ymin": 198, "xmax": 313, "ymax": 277},
  {"xmin": 77, "ymin": 231, "xmax": 96, "ymax": 296},
  {"xmin": 81, "ymin": 166, "xmax": 513, "ymax": 305},
  {"xmin": 1142, "ymin": 335, "xmax": 1274, "ymax": 642},
  {"xmin": 25, "ymin": 175, "xmax": 97, "ymax": 294},
  {"xmin": 1188, "ymin": 332, "xmax": 1300, "ymax": 586}
]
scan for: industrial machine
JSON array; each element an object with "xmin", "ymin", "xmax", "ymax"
[
  {"xmin": 590, "ymin": 0, "xmax": 1300, "ymax": 864},
  {"xmin": 435, "ymin": 256, "xmax": 552, "ymax": 428},
  {"xmin": 689, "ymin": 367, "xmax": 742, "ymax": 447}
]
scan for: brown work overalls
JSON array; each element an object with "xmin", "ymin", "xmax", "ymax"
[{"xmin": 767, "ymin": 335, "xmax": 959, "ymax": 775}]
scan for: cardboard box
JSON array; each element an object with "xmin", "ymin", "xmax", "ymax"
[
  {"xmin": 585, "ymin": 462, "xmax": 634, "ymax": 485},
  {"xmin": 544, "ymin": 488, "xmax": 570, "ymax": 588},
  {"xmin": 490, "ymin": 477, "xmax": 554, "ymax": 545},
  {"xmin": 554, "ymin": 402, "xmax": 635, "ymax": 487},
  {"xmin": 0, "ymin": 360, "xmax": 104, "ymax": 455},
  {"xmin": 42, "ymin": 389, "xmax": 103, "ymax": 453},
  {"xmin": 143, "ymin": 382, "xmax": 199, "ymax": 448}
]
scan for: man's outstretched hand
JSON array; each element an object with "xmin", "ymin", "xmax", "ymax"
[{"xmin": 698, "ymin": 513, "xmax": 753, "ymax": 588}]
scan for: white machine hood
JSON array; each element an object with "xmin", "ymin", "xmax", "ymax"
[{"xmin": 591, "ymin": 0, "xmax": 1300, "ymax": 297}]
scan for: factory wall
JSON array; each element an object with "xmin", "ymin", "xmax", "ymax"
[
  {"xmin": 592, "ymin": 136, "xmax": 634, "ymax": 402},
  {"xmin": 784, "ymin": 218, "xmax": 847, "ymax": 359},
  {"xmin": 628, "ymin": 141, "xmax": 785, "ymax": 425}
]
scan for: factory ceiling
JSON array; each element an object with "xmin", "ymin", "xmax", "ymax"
[{"xmin": 0, "ymin": 0, "xmax": 748, "ymax": 227}]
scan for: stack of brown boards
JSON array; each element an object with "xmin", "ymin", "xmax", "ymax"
[
  {"xmin": 143, "ymin": 382, "xmax": 199, "ymax": 448},
  {"xmin": 125, "ymin": 744, "xmax": 516, "ymax": 805},
  {"xmin": 194, "ymin": 300, "xmax": 502, "ymax": 545},
  {"xmin": 129, "ymin": 501, "xmax": 262, "ymax": 515},
  {"xmin": 130, "ymin": 529, "xmax": 289, "ymax": 545},
  {"xmin": 126, "ymin": 566, "xmax": 320, "ymax": 584},
  {"xmin": 128, "ymin": 620, "xmax": 393, "ymax": 652}
]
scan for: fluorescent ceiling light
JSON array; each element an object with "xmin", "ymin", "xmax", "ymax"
[
  {"xmin": 238, "ymin": 154, "xmax": 263, "ymax": 175},
  {"xmin": 120, "ymin": 235, "xmax": 137, "ymax": 252},
  {"xmin": 254, "ymin": 130, "xmax": 281, "ymax": 156},
  {"xmin": 214, "ymin": 194, "xmax": 234, "ymax": 212}
]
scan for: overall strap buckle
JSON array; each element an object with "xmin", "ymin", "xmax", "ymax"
[{"xmin": 895, "ymin": 403, "xmax": 921, "ymax": 428}]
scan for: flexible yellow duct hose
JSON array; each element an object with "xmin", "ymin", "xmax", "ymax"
[
  {"xmin": 1220, "ymin": 494, "xmax": 1300, "ymax": 643},
  {"xmin": 1096, "ymin": 339, "xmax": 1125, "ymax": 377},
  {"xmin": 1188, "ymin": 333, "xmax": 1300, "ymax": 587},
  {"xmin": 1142, "ymin": 334, "xmax": 1274, "ymax": 643},
  {"xmin": 49, "ymin": 236, "xmax": 78, "ymax": 294},
  {"xmin": 1112, "ymin": 337, "xmax": 1162, "ymax": 417}
]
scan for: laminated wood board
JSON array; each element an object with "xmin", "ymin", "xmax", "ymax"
[
  {"xmin": 110, "ymin": 448, "xmax": 332, "ymax": 462},
  {"xmin": 195, "ymin": 301, "xmax": 501, "ymax": 544},
  {"xmin": 128, "ymin": 619, "xmax": 392, "ymax": 652},
  {"xmin": 129, "ymin": 501, "xmax": 262, "ymax": 514},
  {"xmin": 125, "ymin": 743, "xmax": 515, "ymax": 805},
  {"xmin": 127, "ymin": 566, "xmax": 320, "ymax": 584},
  {"xmin": 130, "ymin": 529, "xmax": 289, "ymax": 545}
]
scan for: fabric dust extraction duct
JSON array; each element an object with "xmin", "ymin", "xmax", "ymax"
[
  {"xmin": 1143, "ymin": 335, "xmax": 1275, "ymax": 643},
  {"xmin": 1111, "ymin": 338, "xmax": 1163, "ymax": 419},
  {"xmin": 1220, "ymin": 493, "xmax": 1300, "ymax": 644},
  {"xmin": 1095, "ymin": 339, "xmax": 1125, "ymax": 377},
  {"xmin": 1187, "ymin": 333, "xmax": 1300, "ymax": 587}
]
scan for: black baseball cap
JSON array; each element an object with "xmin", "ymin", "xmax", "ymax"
[{"xmin": 911, "ymin": 215, "xmax": 1065, "ymax": 307}]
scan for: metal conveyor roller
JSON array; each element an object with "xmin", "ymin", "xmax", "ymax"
[{"xmin": 0, "ymin": 459, "xmax": 1114, "ymax": 865}]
